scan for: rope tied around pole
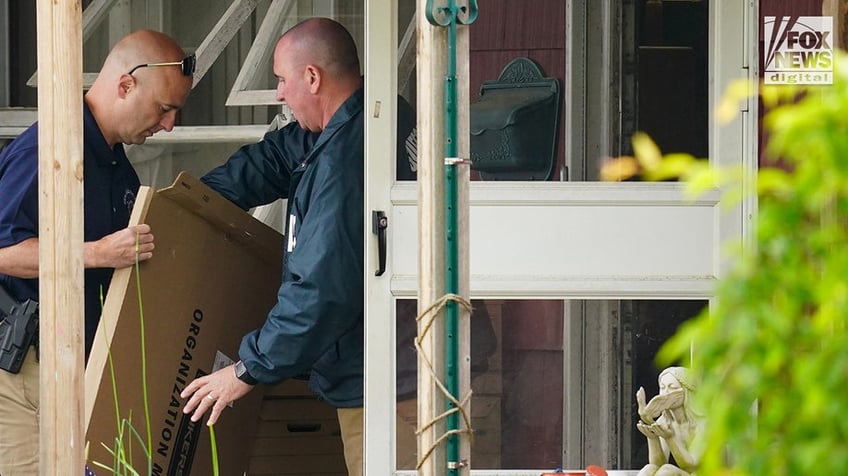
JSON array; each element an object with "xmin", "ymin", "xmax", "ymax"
[
  {"xmin": 423, "ymin": 1, "xmax": 479, "ymax": 472},
  {"xmin": 414, "ymin": 293, "xmax": 474, "ymax": 470}
]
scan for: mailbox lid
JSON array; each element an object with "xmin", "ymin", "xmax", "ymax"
[
  {"xmin": 470, "ymin": 87, "xmax": 555, "ymax": 134},
  {"xmin": 468, "ymin": 57, "xmax": 562, "ymax": 180}
]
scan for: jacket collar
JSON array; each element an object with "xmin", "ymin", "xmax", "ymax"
[{"xmin": 301, "ymin": 86, "xmax": 364, "ymax": 167}]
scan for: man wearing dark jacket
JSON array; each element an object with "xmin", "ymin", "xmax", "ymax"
[{"xmin": 180, "ymin": 17, "xmax": 415, "ymax": 476}]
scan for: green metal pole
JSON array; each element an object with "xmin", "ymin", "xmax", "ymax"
[
  {"xmin": 425, "ymin": 1, "xmax": 477, "ymax": 473},
  {"xmin": 444, "ymin": 6, "xmax": 461, "ymax": 473}
]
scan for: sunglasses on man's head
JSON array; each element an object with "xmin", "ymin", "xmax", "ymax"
[{"xmin": 127, "ymin": 53, "xmax": 196, "ymax": 77}]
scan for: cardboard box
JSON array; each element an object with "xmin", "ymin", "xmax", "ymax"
[
  {"xmin": 247, "ymin": 380, "xmax": 346, "ymax": 475},
  {"xmin": 85, "ymin": 172, "xmax": 283, "ymax": 475}
]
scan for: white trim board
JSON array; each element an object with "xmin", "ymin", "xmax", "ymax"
[{"xmin": 389, "ymin": 182, "xmax": 721, "ymax": 299}]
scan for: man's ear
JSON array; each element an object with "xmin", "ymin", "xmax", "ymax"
[
  {"xmin": 117, "ymin": 73, "xmax": 135, "ymax": 99},
  {"xmin": 305, "ymin": 64, "xmax": 321, "ymax": 94}
]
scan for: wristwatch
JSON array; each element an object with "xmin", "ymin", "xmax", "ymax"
[{"xmin": 234, "ymin": 360, "xmax": 258, "ymax": 385}]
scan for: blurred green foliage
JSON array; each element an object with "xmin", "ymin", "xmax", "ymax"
[{"xmin": 640, "ymin": 60, "xmax": 848, "ymax": 475}]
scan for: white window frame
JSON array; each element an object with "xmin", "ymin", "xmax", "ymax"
[{"xmin": 363, "ymin": 0, "xmax": 757, "ymax": 474}]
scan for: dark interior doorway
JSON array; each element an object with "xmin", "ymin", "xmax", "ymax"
[{"xmin": 627, "ymin": 0, "xmax": 708, "ymax": 159}]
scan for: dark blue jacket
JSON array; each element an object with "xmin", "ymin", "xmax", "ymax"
[
  {"xmin": 203, "ymin": 88, "xmax": 363, "ymax": 407},
  {"xmin": 202, "ymin": 88, "xmax": 417, "ymax": 407},
  {"xmin": 202, "ymin": 93, "xmax": 416, "ymax": 210}
]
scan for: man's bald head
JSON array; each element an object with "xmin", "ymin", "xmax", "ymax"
[
  {"xmin": 99, "ymin": 29, "xmax": 188, "ymax": 79},
  {"xmin": 280, "ymin": 18, "xmax": 361, "ymax": 80},
  {"xmin": 86, "ymin": 30, "xmax": 193, "ymax": 147}
]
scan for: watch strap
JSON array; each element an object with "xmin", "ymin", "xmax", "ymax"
[{"xmin": 234, "ymin": 360, "xmax": 258, "ymax": 385}]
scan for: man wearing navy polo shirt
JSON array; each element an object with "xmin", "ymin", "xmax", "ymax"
[{"xmin": 0, "ymin": 29, "xmax": 193, "ymax": 474}]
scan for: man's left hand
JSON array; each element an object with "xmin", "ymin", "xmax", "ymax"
[{"xmin": 180, "ymin": 364, "xmax": 255, "ymax": 425}]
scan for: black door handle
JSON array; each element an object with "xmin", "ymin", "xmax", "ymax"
[{"xmin": 372, "ymin": 210, "xmax": 388, "ymax": 276}]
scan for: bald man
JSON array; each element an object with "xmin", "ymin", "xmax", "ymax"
[
  {"xmin": 0, "ymin": 29, "xmax": 193, "ymax": 474},
  {"xmin": 180, "ymin": 18, "xmax": 386, "ymax": 476}
]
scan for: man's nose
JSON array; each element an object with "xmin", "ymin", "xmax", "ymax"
[
  {"xmin": 160, "ymin": 110, "xmax": 178, "ymax": 132},
  {"xmin": 276, "ymin": 84, "xmax": 285, "ymax": 102}
]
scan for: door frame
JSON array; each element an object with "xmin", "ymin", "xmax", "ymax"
[{"xmin": 362, "ymin": 0, "xmax": 758, "ymax": 473}]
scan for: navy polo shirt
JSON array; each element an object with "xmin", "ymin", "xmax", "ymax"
[{"xmin": 0, "ymin": 103, "xmax": 140, "ymax": 356}]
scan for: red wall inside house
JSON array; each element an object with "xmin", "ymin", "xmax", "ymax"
[
  {"xmin": 470, "ymin": 0, "xmax": 567, "ymax": 183},
  {"xmin": 760, "ymin": 0, "xmax": 825, "ymax": 18}
]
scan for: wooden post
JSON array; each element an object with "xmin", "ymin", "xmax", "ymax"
[
  {"xmin": 36, "ymin": 1, "xmax": 85, "ymax": 474},
  {"xmin": 417, "ymin": 4, "xmax": 448, "ymax": 473},
  {"xmin": 417, "ymin": 2, "xmax": 472, "ymax": 474},
  {"xmin": 822, "ymin": 0, "xmax": 848, "ymax": 48}
]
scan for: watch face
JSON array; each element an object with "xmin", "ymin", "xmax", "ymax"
[{"xmin": 235, "ymin": 360, "xmax": 257, "ymax": 384}]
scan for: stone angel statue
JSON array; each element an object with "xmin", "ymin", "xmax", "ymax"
[{"xmin": 636, "ymin": 366, "xmax": 702, "ymax": 476}]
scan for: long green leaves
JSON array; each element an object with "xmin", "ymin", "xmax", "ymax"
[
  {"xmin": 133, "ymin": 247, "xmax": 153, "ymax": 474},
  {"xmin": 92, "ymin": 228, "xmax": 220, "ymax": 474}
]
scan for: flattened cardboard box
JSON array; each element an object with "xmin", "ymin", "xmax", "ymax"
[{"xmin": 85, "ymin": 172, "xmax": 283, "ymax": 475}]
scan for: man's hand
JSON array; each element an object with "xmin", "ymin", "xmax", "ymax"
[
  {"xmin": 86, "ymin": 224, "xmax": 154, "ymax": 269},
  {"xmin": 181, "ymin": 364, "xmax": 255, "ymax": 426}
]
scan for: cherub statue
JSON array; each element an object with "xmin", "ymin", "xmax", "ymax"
[{"xmin": 636, "ymin": 366, "xmax": 701, "ymax": 476}]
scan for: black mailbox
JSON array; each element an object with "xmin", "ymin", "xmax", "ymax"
[{"xmin": 470, "ymin": 57, "xmax": 561, "ymax": 180}]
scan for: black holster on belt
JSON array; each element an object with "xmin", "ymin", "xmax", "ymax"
[{"xmin": 0, "ymin": 283, "xmax": 39, "ymax": 374}]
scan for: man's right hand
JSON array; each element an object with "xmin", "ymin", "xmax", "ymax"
[{"xmin": 86, "ymin": 224, "xmax": 154, "ymax": 269}]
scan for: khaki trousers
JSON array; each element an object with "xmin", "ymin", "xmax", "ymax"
[
  {"xmin": 337, "ymin": 398, "xmax": 418, "ymax": 476},
  {"xmin": 0, "ymin": 351, "xmax": 40, "ymax": 475}
]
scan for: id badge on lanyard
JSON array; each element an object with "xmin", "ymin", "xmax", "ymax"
[
  {"xmin": 283, "ymin": 119, "xmax": 345, "ymax": 254},
  {"xmin": 285, "ymin": 162, "xmax": 307, "ymax": 253}
]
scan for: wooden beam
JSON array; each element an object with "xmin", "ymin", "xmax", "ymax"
[
  {"xmin": 0, "ymin": 108, "xmax": 38, "ymax": 138},
  {"xmin": 224, "ymin": 2, "xmax": 418, "ymax": 107},
  {"xmin": 142, "ymin": 0, "xmax": 165, "ymax": 31},
  {"xmin": 417, "ymin": 3, "xmax": 447, "ymax": 475},
  {"xmin": 193, "ymin": 0, "xmax": 260, "ymax": 88},
  {"xmin": 27, "ymin": 72, "xmax": 96, "ymax": 91},
  {"xmin": 28, "ymin": 0, "xmax": 118, "ymax": 87},
  {"xmin": 417, "ymin": 3, "xmax": 472, "ymax": 474},
  {"xmin": 39, "ymin": 0, "xmax": 119, "ymax": 67},
  {"xmin": 0, "ymin": 127, "xmax": 30, "ymax": 139},
  {"xmin": 822, "ymin": 0, "xmax": 848, "ymax": 48},
  {"xmin": 36, "ymin": 0, "xmax": 85, "ymax": 474},
  {"xmin": 226, "ymin": 0, "xmax": 296, "ymax": 106},
  {"xmin": 81, "ymin": 0, "xmax": 119, "ymax": 41},
  {"xmin": 397, "ymin": 12, "xmax": 417, "ymax": 97},
  {"xmin": 107, "ymin": 0, "xmax": 131, "ymax": 46},
  {"xmin": 143, "ymin": 124, "xmax": 268, "ymax": 144},
  {"xmin": 226, "ymin": 89, "xmax": 280, "ymax": 106}
]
